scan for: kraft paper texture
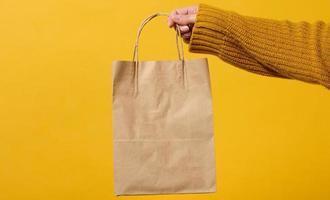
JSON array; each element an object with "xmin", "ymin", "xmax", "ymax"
[{"xmin": 112, "ymin": 58, "xmax": 216, "ymax": 195}]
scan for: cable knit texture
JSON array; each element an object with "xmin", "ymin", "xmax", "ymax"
[{"xmin": 189, "ymin": 4, "xmax": 330, "ymax": 88}]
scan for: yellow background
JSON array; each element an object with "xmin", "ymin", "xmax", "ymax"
[{"xmin": 0, "ymin": 0, "xmax": 330, "ymax": 199}]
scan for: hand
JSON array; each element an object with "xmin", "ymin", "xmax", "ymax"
[{"xmin": 167, "ymin": 6, "xmax": 198, "ymax": 43}]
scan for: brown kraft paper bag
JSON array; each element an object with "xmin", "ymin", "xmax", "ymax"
[{"xmin": 112, "ymin": 13, "xmax": 216, "ymax": 195}]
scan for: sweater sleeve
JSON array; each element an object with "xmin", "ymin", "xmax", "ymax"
[{"xmin": 189, "ymin": 4, "xmax": 330, "ymax": 88}]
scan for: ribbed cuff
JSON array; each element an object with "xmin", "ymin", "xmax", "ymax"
[{"xmin": 188, "ymin": 4, "xmax": 234, "ymax": 55}]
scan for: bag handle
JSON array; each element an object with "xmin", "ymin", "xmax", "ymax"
[
  {"xmin": 132, "ymin": 13, "xmax": 186, "ymax": 96},
  {"xmin": 132, "ymin": 12, "xmax": 185, "ymax": 65}
]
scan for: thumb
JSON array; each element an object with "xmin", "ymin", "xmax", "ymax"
[{"xmin": 171, "ymin": 14, "xmax": 196, "ymax": 26}]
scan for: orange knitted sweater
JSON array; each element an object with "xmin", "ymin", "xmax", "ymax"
[{"xmin": 189, "ymin": 4, "xmax": 330, "ymax": 88}]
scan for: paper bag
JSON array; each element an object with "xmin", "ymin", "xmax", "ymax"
[{"xmin": 112, "ymin": 13, "xmax": 216, "ymax": 195}]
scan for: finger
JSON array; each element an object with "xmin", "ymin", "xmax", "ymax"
[
  {"xmin": 182, "ymin": 32, "xmax": 191, "ymax": 39},
  {"xmin": 187, "ymin": 6, "xmax": 198, "ymax": 14},
  {"xmin": 169, "ymin": 5, "xmax": 198, "ymax": 27},
  {"xmin": 167, "ymin": 11, "xmax": 174, "ymax": 28},
  {"xmin": 179, "ymin": 25, "xmax": 190, "ymax": 34},
  {"xmin": 171, "ymin": 14, "xmax": 196, "ymax": 26},
  {"xmin": 168, "ymin": 16, "xmax": 174, "ymax": 27},
  {"xmin": 175, "ymin": 6, "xmax": 198, "ymax": 15},
  {"xmin": 174, "ymin": 7, "xmax": 188, "ymax": 15},
  {"xmin": 181, "ymin": 32, "xmax": 191, "ymax": 44},
  {"xmin": 168, "ymin": 10, "xmax": 180, "ymax": 27}
]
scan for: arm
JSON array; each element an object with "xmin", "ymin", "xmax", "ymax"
[{"xmin": 170, "ymin": 4, "xmax": 330, "ymax": 88}]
